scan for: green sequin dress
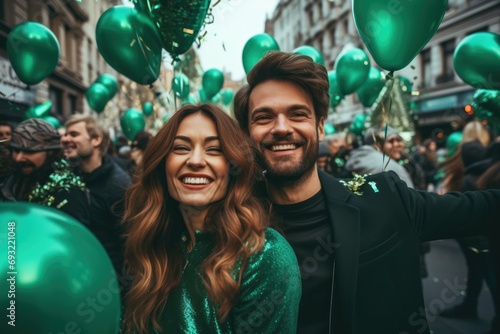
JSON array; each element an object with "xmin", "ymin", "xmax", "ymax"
[{"xmin": 156, "ymin": 228, "xmax": 301, "ymax": 334}]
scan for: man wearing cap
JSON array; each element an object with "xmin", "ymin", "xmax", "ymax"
[{"xmin": 0, "ymin": 118, "xmax": 90, "ymax": 225}]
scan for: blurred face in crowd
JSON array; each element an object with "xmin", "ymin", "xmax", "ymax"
[
  {"xmin": 248, "ymin": 80, "xmax": 324, "ymax": 181},
  {"xmin": 383, "ymin": 134, "xmax": 404, "ymax": 161},
  {"xmin": 12, "ymin": 149, "xmax": 47, "ymax": 175},
  {"xmin": 0, "ymin": 125, "xmax": 12, "ymax": 144},
  {"xmin": 165, "ymin": 113, "xmax": 229, "ymax": 211},
  {"xmin": 317, "ymin": 155, "xmax": 328, "ymax": 170},
  {"xmin": 61, "ymin": 121, "xmax": 95, "ymax": 160}
]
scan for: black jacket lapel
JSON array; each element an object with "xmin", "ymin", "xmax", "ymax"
[{"xmin": 319, "ymin": 170, "xmax": 360, "ymax": 332}]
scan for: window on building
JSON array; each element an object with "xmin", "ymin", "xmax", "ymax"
[
  {"xmin": 307, "ymin": 7, "xmax": 314, "ymax": 28},
  {"xmin": 329, "ymin": 26, "xmax": 336, "ymax": 47},
  {"xmin": 48, "ymin": 6, "xmax": 57, "ymax": 33},
  {"xmin": 49, "ymin": 86, "xmax": 63, "ymax": 116},
  {"xmin": 439, "ymin": 39, "xmax": 455, "ymax": 83},
  {"xmin": 0, "ymin": 0, "xmax": 4, "ymax": 21},
  {"xmin": 344, "ymin": 19, "xmax": 349, "ymax": 35},
  {"xmin": 65, "ymin": 25, "xmax": 74, "ymax": 70},
  {"xmin": 470, "ymin": 26, "xmax": 489, "ymax": 34},
  {"xmin": 318, "ymin": 1, "xmax": 323, "ymax": 20},
  {"xmin": 421, "ymin": 49, "xmax": 432, "ymax": 88},
  {"xmin": 68, "ymin": 94, "xmax": 78, "ymax": 114}
]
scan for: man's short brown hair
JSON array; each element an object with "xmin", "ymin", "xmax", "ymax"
[{"xmin": 65, "ymin": 115, "xmax": 110, "ymax": 156}]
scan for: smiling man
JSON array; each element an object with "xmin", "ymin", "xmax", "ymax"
[
  {"xmin": 62, "ymin": 115, "xmax": 131, "ymax": 287},
  {"xmin": 0, "ymin": 118, "xmax": 90, "ymax": 225},
  {"xmin": 233, "ymin": 51, "xmax": 500, "ymax": 334}
]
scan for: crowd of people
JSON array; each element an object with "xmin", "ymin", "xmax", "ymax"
[{"xmin": 1, "ymin": 51, "xmax": 500, "ymax": 334}]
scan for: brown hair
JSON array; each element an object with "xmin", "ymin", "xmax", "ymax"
[
  {"xmin": 65, "ymin": 115, "xmax": 110, "ymax": 156},
  {"xmin": 122, "ymin": 104, "xmax": 267, "ymax": 333},
  {"xmin": 233, "ymin": 51, "xmax": 329, "ymax": 132}
]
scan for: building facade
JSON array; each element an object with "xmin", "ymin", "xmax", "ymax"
[
  {"xmin": 265, "ymin": 0, "xmax": 500, "ymax": 142},
  {"xmin": 0, "ymin": 0, "xmax": 126, "ymax": 124}
]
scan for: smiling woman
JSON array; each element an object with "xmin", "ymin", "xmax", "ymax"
[{"xmin": 122, "ymin": 104, "xmax": 301, "ymax": 333}]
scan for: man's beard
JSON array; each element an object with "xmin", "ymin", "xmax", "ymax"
[
  {"xmin": 65, "ymin": 149, "xmax": 92, "ymax": 168},
  {"xmin": 259, "ymin": 136, "xmax": 319, "ymax": 184}
]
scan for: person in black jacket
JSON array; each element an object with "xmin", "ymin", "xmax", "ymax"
[
  {"xmin": 233, "ymin": 51, "xmax": 500, "ymax": 334},
  {"xmin": 61, "ymin": 115, "xmax": 132, "ymax": 296},
  {"xmin": 0, "ymin": 118, "xmax": 90, "ymax": 225}
]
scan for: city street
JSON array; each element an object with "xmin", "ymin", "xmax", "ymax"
[{"xmin": 423, "ymin": 239, "xmax": 495, "ymax": 334}]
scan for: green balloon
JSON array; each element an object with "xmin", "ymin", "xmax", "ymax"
[
  {"xmin": 327, "ymin": 71, "xmax": 344, "ymax": 109},
  {"xmin": 96, "ymin": 6, "xmax": 162, "ymax": 85},
  {"xmin": 0, "ymin": 203, "xmax": 121, "ymax": 333},
  {"xmin": 121, "ymin": 108, "xmax": 146, "ymax": 140},
  {"xmin": 7, "ymin": 21, "xmax": 60, "ymax": 85},
  {"xmin": 134, "ymin": 0, "xmax": 211, "ymax": 57},
  {"xmin": 324, "ymin": 123, "xmax": 337, "ymax": 135},
  {"xmin": 446, "ymin": 132, "xmax": 463, "ymax": 156},
  {"xmin": 221, "ymin": 88, "xmax": 235, "ymax": 106},
  {"xmin": 41, "ymin": 116, "xmax": 61, "ymax": 129},
  {"xmin": 398, "ymin": 76, "xmax": 413, "ymax": 94},
  {"xmin": 454, "ymin": 32, "xmax": 500, "ymax": 90},
  {"xmin": 472, "ymin": 89, "xmax": 500, "ymax": 122},
  {"xmin": 293, "ymin": 45, "xmax": 325, "ymax": 66},
  {"xmin": 336, "ymin": 48, "xmax": 371, "ymax": 95},
  {"xmin": 356, "ymin": 67, "xmax": 386, "ymax": 107},
  {"xmin": 349, "ymin": 113, "xmax": 367, "ymax": 136},
  {"xmin": 96, "ymin": 74, "xmax": 119, "ymax": 98},
  {"xmin": 182, "ymin": 93, "xmax": 198, "ymax": 106},
  {"xmin": 172, "ymin": 73, "xmax": 190, "ymax": 99},
  {"xmin": 353, "ymin": 0, "xmax": 447, "ymax": 71},
  {"xmin": 202, "ymin": 69, "xmax": 224, "ymax": 100},
  {"xmin": 198, "ymin": 88, "xmax": 207, "ymax": 103},
  {"xmin": 86, "ymin": 83, "xmax": 111, "ymax": 113},
  {"xmin": 24, "ymin": 100, "xmax": 52, "ymax": 119},
  {"xmin": 143, "ymin": 102, "xmax": 154, "ymax": 117},
  {"xmin": 242, "ymin": 33, "xmax": 280, "ymax": 74}
]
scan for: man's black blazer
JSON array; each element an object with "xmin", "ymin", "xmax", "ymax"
[{"xmin": 317, "ymin": 169, "xmax": 499, "ymax": 334}]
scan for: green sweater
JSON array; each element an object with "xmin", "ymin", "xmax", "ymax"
[{"xmin": 156, "ymin": 228, "xmax": 301, "ymax": 333}]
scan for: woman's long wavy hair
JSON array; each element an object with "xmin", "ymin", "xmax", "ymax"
[{"xmin": 122, "ymin": 104, "xmax": 267, "ymax": 333}]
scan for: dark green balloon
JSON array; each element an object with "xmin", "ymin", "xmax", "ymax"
[
  {"xmin": 293, "ymin": 45, "xmax": 325, "ymax": 66},
  {"xmin": 324, "ymin": 123, "xmax": 337, "ymax": 135},
  {"xmin": 221, "ymin": 89, "xmax": 235, "ymax": 106},
  {"xmin": 446, "ymin": 132, "xmax": 463, "ymax": 156},
  {"xmin": 96, "ymin": 74, "xmax": 119, "ymax": 98},
  {"xmin": 134, "ymin": 0, "xmax": 211, "ymax": 57},
  {"xmin": 172, "ymin": 73, "xmax": 190, "ymax": 99},
  {"xmin": 327, "ymin": 71, "xmax": 344, "ymax": 109},
  {"xmin": 202, "ymin": 69, "xmax": 224, "ymax": 100},
  {"xmin": 7, "ymin": 21, "xmax": 60, "ymax": 85},
  {"xmin": 242, "ymin": 33, "xmax": 280, "ymax": 74},
  {"xmin": 198, "ymin": 89, "xmax": 207, "ymax": 103},
  {"xmin": 143, "ymin": 102, "xmax": 154, "ymax": 117},
  {"xmin": 336, "ymin": 48, "xmax": 371, "ymax": 95},
  {"xmin": 24, "ymin": 100, "xmax": 52, "ymax": 119},
  {"xmin": 41, "ymin": 116, "xmax": 61, "ymax": 129},
  {"xmin": 96, "ymin": 6, "xmax": 162, "ymax": 85},
  {"xmin": 182, "ymin": 93, "xmax": 198, "ymax": 106},
  {"xmin": 454, "ymin": 32, "xmax": 500, "ymax": 90},
  {"xmin": 398, "ymin": 76, "xmax": 412, "ymax": 94},
  {"xmin": 349, "ymin": 113, "xmax": 367, "ymax": 136},
  {"xmin": 121, "ymin": 108, "xmax": 146, "ymax": 140},
  {"xmin": 86, "ymin": 83, "xmax": 111, "ymax": 113},
  {"xmin": 0, "ymin": 203, "xmax": 121, "ymax": 334},
  {"xmin": 353, "ymin": 0, "xmax": 447, "ymax": 71},
  {"xmin": 356, "ymin": 67, "xmax": 386, "ymax": 107}
]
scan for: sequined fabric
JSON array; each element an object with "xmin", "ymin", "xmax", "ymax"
[{"xmin": 156, "ymin": 228, "xmax": 301, "ymax": 333}]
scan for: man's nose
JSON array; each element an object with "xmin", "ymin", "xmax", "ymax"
[{"xmin": 271, "ymin": 114, "xmax": 292, "ymax": 136}]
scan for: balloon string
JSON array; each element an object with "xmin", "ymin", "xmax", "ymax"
[{"xmin": 381, "ymin": 73, "xmax": 395, "ymax": 171}]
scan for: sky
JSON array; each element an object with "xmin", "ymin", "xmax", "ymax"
[{"xmin": 196, "ymin": 0, "xmax": 280, "ymax": 81}]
